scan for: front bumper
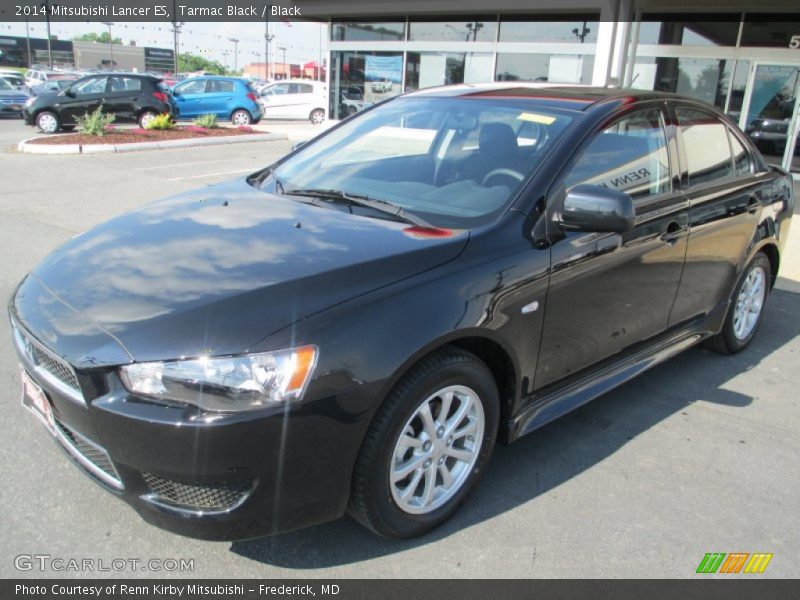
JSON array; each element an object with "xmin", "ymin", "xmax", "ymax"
[{"xmin": 10, "ymin": 316, "xmax": 377, "ymax": 541}]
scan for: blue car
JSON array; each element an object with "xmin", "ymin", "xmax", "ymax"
[{"xmin": 172, "ymin": 76, "xmax": 262, "ymax": 125}]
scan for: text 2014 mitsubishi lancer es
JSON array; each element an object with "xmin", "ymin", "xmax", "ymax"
[{"xmin": 9, "ymin": 85, "xmax": 794, "ymax": 540}]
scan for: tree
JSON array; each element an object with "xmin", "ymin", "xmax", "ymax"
[
  {"xmin": 73, "ymin": 32, "xmax": 123, "ymax": 45},
  {"xmin": 178, "ymin": 52, "xmax": 230, "ymax": 76}
]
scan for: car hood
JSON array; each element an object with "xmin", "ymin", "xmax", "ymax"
[{"xmin": 13, "ymin": 179, "xmax": 468, "ymax": 365}]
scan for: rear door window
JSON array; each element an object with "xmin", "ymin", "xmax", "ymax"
[
  {"xmin": 109, "ymin": 76, "xmax": 142, "ymax": 92},
  {"xmin": 565, "ymin": 109, "xmax": 672, "ymax": 200},
  {"xmin": 676, "ymin": 108, "xmax": 733, "ymax": 186},
  {"xmin": 728, "ymin": 129, "xmax": 753, "ymax": 177},
  {"xmin": 175, "ymin": 79, "xmax": 206, "ymax": 95}
]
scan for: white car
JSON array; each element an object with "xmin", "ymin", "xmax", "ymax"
[
  {"xmin": 370, "ymin": 79, "xmax": 393, "ymax": 93},
  {"xmin": 258, "ymin": 79, "xmax": 327, "ymax": 124}
]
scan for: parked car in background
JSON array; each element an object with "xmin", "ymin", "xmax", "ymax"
[
  {"xmin": 29, "ymin": 76, "xmax": 78, "ymax": 96},
  {"xmin": 8, "ymin": 85, "xmax": 794, "ymax": 541},
  {"xmin": 746, "ymin": 113, "xmax": 800, "ymax": 155},
  {"xmin": 340, "ymin": 91, "xmax": 370, "ymax": 116},
  {"xmin": 0, "ymin": 77, "xmax": 29, "ymax": 117},
  {"xmin": 259, "ymin": 79, "xmax": 327, "ymax": 124},
  {"xmin": 24, "ymin": 69, "xmax": 60, "ymax": 89},
  {"xmin": 0, "ymin": 73, "xmax": 27, "ymax": 91},
  {"xmin": 172, "ymin": 76, "xmax": 262, "ymax": 125},
  {"xmin": 22, "ymin": 73, "xmax": 174, "ymax": 133},
  {"xmin": 370, "ymin": 79, "xmax": 393, "ymax": 93}
]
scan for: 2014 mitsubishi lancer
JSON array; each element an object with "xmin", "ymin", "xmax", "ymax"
[{"xmin": 9, "ymin": 84, "xmax": 794, "ymax": 540}]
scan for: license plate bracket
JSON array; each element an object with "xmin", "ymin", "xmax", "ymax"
[{"xmin": 21, "ymin": 367, "xmax": 57, "ymax": 437}]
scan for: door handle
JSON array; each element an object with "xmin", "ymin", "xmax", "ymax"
[{"xmin": 660, "ymin": 221, "xmax": 686, "ymax": 244}]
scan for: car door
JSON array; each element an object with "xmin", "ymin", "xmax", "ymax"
[
  {"xmin": 203, "ymin": 79, "xmax": 236, "ymax": 117},
  {"xmin": 667, "ymin": 104, "xmax": 764, "ymax": 326},
  {"xmin": 172, "ymin": 79, "xmax": 207, "ymax": 119},
  {"xmin": 103, "ymin": 75, "xmax": 143, "ymax": 123},
  {"xmin": 59, "ymin": 76, "xmax": 108, "ymax": 124},
  {"xmin": 535, "ymin": 105, "xmax": 690, "ymax": 390},
  {"xmin": 286, "ymin": 82, "xmax": 315, "ymax": 119}
]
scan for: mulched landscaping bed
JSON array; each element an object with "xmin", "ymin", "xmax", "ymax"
[{"xmin": 28, "ymin": 126, "xmax": 258, "ymax": 145}]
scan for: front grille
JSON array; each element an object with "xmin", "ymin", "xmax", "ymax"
[
  {"xmin": 12, "ymin": 323, "xmax": 83, "ymax": 401},
  {"xmin": 30, "ymin": 344, "xmax": 81, "ymax": 391},
  {"xmin": 142, "ymin": 473, "xmax": 251, "ymax": 512},
  {"xmin": 54, "ymin": 418, "xmax": 123, "ymax": 490},
  {"xmin": 1, "ymin": 97, "xmax": 27, "ymax": 104}
]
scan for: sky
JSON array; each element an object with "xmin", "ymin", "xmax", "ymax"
[{"xmin": 0, "ymin": 20, "xmax": 327, "ymax": 68}]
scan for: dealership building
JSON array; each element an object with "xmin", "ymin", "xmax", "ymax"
[
  {"xmin": 0, "ymin": 35, "xmax": 174, "ymax": 73},
  {"xmin": 302, "ymin": 0, "xmax": 800, "ymax": 174}
]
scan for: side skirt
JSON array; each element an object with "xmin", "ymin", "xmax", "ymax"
[{"xmin": 507, "ymin": 302, "xmax": 728, "ymax": 442}]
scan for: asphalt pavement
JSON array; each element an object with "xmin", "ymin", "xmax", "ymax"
[{"xmin": 0, "ymin": 117, "xmax": 798, "ymax": 578}]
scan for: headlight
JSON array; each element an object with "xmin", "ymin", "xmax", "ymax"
[
  {"xmin": 24, "ymin": 97, "xmax": 35, "ymax": 106},
  {"xmin": 119, "ymin": 346, "xmax": 318, "ymax": 412}
]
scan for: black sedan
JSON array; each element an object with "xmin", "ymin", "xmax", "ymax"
[
  {"xmin": 22, "ymin": 72, "xmax": 174, "ymax": 132},
  {"xmin": 9, "ymin": 85, "xmax": 795, "ymax": 540}
]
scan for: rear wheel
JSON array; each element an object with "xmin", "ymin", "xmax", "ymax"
[
  {"xmin": 36, "ymin": 111, "xmax": 60, "ymax": 133},
  {"xmin": 138, "ymin": 110, "xmax": 158, "ymax": 129},
  {"xmin": 310, "ymin": 109, "xmax": 325, "ymax": 125},
  {"xmin": 705, "ymin": 252, "xmax": 771, "ymax": 354},
  {"xmin": 349, "ymin": 347, "xmax": 499, "ymax": 538},
  {"xmin": 231, "ymin": 109, "xmax": 252, "ymax": 126}
]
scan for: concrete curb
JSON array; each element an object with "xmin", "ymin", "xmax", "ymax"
[{"xmin": 17, "ymin": 131, "xmax": 287, "ymax": 154}]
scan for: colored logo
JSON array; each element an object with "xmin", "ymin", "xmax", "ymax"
[{"xmin": 696, "ymin": 553, "xmax": 773, "ymax": 574}]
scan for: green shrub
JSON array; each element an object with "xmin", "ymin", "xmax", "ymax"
[
  {"xmin": 193, "ymin": 114, "xmax": 219, "ymax": 128},
  {"xmin": 76, "ymin": 107, "xmax": 115, "ymax": 136},
  {"xmin": 144, "ymin": 113, "xmax": 175, "ymax": 130}
]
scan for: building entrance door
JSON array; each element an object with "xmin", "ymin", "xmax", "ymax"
[{"xmin": 740, "ymin": 62, "xmax": 800, "ymax": 175}]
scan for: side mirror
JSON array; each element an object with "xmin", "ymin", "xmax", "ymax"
[
  {"xmin": 561, "ymin": 184, "xmax": 635, "ymax": 233},
  {"xmin": 64, "ymin": 88, "xmax": 75, "ymax": 97}
]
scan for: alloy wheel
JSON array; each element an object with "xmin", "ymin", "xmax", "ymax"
[
  {"xmin": 733, "ymin": 266, "xmax": 766, "ymax": 340},
  {"xmin": 38, "ymin": 113, "xmax": 58, "ymax": 133},
  {"xmin": 232, "ymin": 111, "xmax": 251, "ymax": 126},
  {"xmin": 389, "ymin": 385, "xmax": 485, "ymax": 515}
]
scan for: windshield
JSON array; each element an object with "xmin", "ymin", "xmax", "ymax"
[{"xmin": 259, "ymin": 96, "xmax": 574, "ymax": 228}]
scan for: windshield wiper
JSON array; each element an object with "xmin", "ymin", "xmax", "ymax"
[{"xmin": 284, "ymin": 188, "xmax": 432, "ymax": 228}]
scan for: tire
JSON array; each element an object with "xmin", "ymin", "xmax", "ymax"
[
  {"xmin": 231, "ymin": 109, "xmax": 252, "ymax": 126},
  {"xmin": 138, "ymin": 110, "xmax": 157, "ymax": 129},
  {"xmin": 36, "ymin": 110, "xmax": 60, "ymax": 133},
  {"xmin": 309, "ymin": 109, "xmax": 325, "ymax": 125},
  {"xmin": 705, "ymin": 252, "xmax": 771, "ymax": 355},
  {"xmin": 349, "ymin": 346, "xmax": 500, "ymax": 538}
]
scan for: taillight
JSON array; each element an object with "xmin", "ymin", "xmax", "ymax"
[
  {"xmin": 153, "ymin": 91, "xmax": 168, "ymax": 103},
  {"xmin": 246, "ymin": 92, "xmax": 257, "ymax": 102}
]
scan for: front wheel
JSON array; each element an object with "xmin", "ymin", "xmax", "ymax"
[
  {"xmin": 349, "ymin": 347, "xmax": 499, "ymax": 538},
  {"xmin": 231, "ymin": 109, "xmax": 252, "ymax": 126},
  {"xmin": 36, "ymin": 111, "xmax": 60, "ymax": 133},
  {"xmin": 705, "ymin": 252, "xmax": 771, "ymax": 354},
  {"xmin": 309, "ymin": 109, "xmax": 325, "ymax": 125}
]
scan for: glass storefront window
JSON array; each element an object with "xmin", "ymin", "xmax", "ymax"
[
  {"xmin": 740, "ymin": 16, "xmax": 800, "ymax": 48},
  {"xmin": 726, "ymin": 60, "xmax": 751, "ymax": 121},
  {"xmin": 631, "ymin": 57, "xmax": 733, "ymax": 109},
  {"xmin": 408, "ymin": 20, "xmax": 497, "ymax": 42},
  {"xmin": 638, "ymin": 17, "xmax": 740, "ymax": 46},
  {"xmin": 405, "ymin": 52, "xmax": 494, "ymax": 91},
  {"xmin": 330, "ymin": 51, "xmax": 403, "ymax": 120},
  {"xmin": 498, "ymin": 18, "xmax": 599, "ymax": 43},
  {"xmin": 331, "ymin": 21, "xmax": 405, "ymax": 42},
  {"xmin": 495, "ymin": 53, "xmax": 594, "ymax": 84}
]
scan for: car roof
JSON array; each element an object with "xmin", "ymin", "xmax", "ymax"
[{"xmin": 403, "ymin": 82, "xmax": 680, "ymax": 112}]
